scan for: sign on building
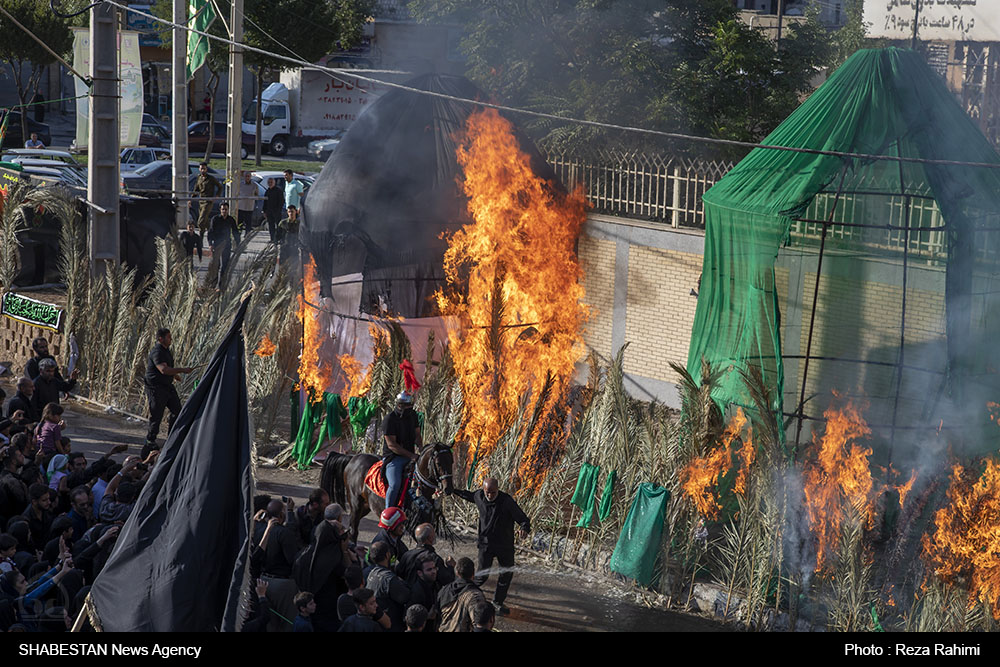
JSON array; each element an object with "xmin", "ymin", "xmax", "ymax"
[
  {"xmin": 1, "ymin": 292, "xmax": 63, "ymax": 331},
  {"xmin": 864, "ymin": 0, "xmax": 1000, "ymax": 42}
]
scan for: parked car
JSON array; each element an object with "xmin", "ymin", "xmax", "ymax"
[
  {"xmin": 121, "ymin": 147, "xmax": 170, "ymax": 173},
  {"xmin": 12, "ymin": 161, "xmax": 87, "ymax": 189},
  {"xmin": 121, "ymin": 161, "xmax": 224, "ymax": 195},
  {"xmin": 306, "ymin": 130, "xmax": 346, "ymax": 161},
  {"xmin": 0, "ymin": 110, "xmax": 52, "ymax": 149},
  {"xmin": 1, "ymin": 148, "xmax": 82, "ymax": 169},
  {"xmin": 138, "ymin": 122, "xmax": 170, "ymax": 148},
  {"xmin": 187, "ymin": 121, "xmax": 253, "ymax": 160}
]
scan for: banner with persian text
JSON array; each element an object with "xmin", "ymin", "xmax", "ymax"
[
  {"xmin": 864, "ymin": 0, "xmax": 1000, "ymax": 42},
  {"xmin": 73, "ymin": 28, "xmax": 144, "ymax": 149}
]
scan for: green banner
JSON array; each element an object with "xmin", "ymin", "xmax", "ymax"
[
  {"xmin": 186, "ymin": 0, "xmax": 217, "ymax": 81},
  {"xmin": 1, "ymin": 292, "xmax": 62, "ymax": 331}
]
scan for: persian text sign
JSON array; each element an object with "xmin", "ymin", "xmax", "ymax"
[
  {"xmin": 864, "ymin": 0, "xmax": 1000, "ymax": 42},
  {"xmin": 73, "ymin": 28, "xmax": 144, "ymax": 149},
  {"xmin": 1, "ymin": 292, "xmax": 63, "ymax": 331}
]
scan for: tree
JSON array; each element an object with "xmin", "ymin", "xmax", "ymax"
[
  {"xmin": 408, "ymin": 0, "xmax": 838, "ymax": 157},
  {"xmin": 153, "ymin": 0, "xmax": 372, "ymax": 163},
  {"xmin": 0, "ymin": 0, "xmax": 73, "ymax": 143}
]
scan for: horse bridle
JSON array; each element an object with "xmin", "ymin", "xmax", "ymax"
[{"xmin": 414, "ymin": 445, "xmax": 452, "ymax": 492}]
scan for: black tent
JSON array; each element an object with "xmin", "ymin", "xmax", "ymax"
[{"xmin": 301, "ymin": 74, "xmax": 558, "ymax": 317}]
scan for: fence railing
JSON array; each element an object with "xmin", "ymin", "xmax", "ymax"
[{"xmin": 543, "ymin": 149, "xmax": 734, "ymax": 228}]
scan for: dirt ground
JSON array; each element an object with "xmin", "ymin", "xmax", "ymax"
[{"xmin": 30, "ymin": 386, "xmax": 727, "ymax": 633}]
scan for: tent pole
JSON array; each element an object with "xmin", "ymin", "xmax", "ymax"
[
  {"xmin": 793, "ymin": 164, "xmax": 850, "ymax": 458},
  {"xmin": 888, "ymin": 151, "xmax": 913, "ymax": 469}
]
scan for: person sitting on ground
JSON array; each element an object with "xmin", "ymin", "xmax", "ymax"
[
  {"xmin": 337, "ymin": 588, "xmax": 385, "ymax": 633},
  {"xmin": 397, "ymin": 523, "xmax": 456, "ymax": 586},
  {"xmin": 290, "ymin": 488, "xmax": 329, "ymax": 547},
  {"xmin": 292, "ymin": 591, "xmax": 315, "ymax": 632},
  {"xmin": 6, "ymin": 378, "xmax": 37, "ymax": 423},
  {"xmin": 371, "ymin": 507, "xmax": 408, "ymax": 569},
  {"xmin": 366, "ymin": 540, "xmax": 410, "ymax": 632},
  {"xmin": 405, "ymin": 604, "xmax": 428, "ymax": 632},
  {"xmin": 31, "ymin": 360, "xmax": 77, "ymax": 414},
  {"xmin": 437, "ymin": 556, "xmax": 486, "ymax": 633}
]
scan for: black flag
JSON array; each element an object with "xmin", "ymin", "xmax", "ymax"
[{"xmin": 89, "ymin": 298, "xmax": 253, "ymax": 631}]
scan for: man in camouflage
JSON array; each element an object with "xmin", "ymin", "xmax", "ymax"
[{"xmin": 194, "ymin": 163, "xmax": 221, "ymax": 234}]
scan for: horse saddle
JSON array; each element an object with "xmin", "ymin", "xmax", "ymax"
[{"xmin": 364, "ymin": 460, "xmax": 389, "ymax": 499}]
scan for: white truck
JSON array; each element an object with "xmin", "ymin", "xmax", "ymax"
[{"xmin": 242, "ymin": 72, "xmax": 384, "ymax": 156}]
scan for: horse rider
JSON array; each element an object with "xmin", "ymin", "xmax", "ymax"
[{"xmin": 381, "ymin": 391, "xmax": 421, "ymax": 509}]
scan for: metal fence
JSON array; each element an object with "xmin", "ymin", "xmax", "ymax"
[{"xmin": 543, "ymin": 149, "xmax": 734, "ymax": 228}]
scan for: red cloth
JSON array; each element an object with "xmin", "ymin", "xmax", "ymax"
[
  {"xmin": 364, "ymin": 460, "xmax": 388, "ymax": 498},
  {"xmin": 399, "ymin": 360, "xmax": 421, "ymax": 393}
]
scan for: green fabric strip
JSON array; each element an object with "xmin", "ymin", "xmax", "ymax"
[
  {"xmin": 598, "ymin": 469, "xmax": 617, "ymax": 522},
  {"xmin": 610, "ymin": 482, "xmax": 670, "ymax": 587},
  {"xmin": 571, "ymin": 462, "xmax": 600, "ymax": 527}
]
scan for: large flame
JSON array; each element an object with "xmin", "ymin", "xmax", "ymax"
[
  {"xmin": 923, "ymin": 458, "xmax": 1000, "ymax": 620},
  {"xmin": 681, "ymin": 407, "xmax": 752, "ymax": 519},
  {"xmin": 436, "ymin": 109, "xmax": 588, "ymax": 487},
  {"xmin": 337, "ymin": 351, "xmax": 371, "ymax": 399},
  {"xmin": 802, "ymin": 399, "xmax": 874, "ymax": 571},
  {"xmin": 298, "ymin": 257, "xmax": 333, "ymax": 400},
  {"xmin": 254, "ymin": 334, "xmax": 276, "ymax": 357}
]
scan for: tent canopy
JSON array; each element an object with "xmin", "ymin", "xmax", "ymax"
[{"xmin": 687, "ymin": 48, "xmax": 1000, "ymax": 462}]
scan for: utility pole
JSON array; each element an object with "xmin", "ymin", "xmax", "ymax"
[
  {"xmin": 226, "ymin": 0, "xmax": 244, "ymax": 211},
  {"xmin": 775, "ymin": 0, "xmax": 784, "ymax": 49},
  {"xmin": 87, "ymin": 2, "xmax": 120, "ymax": 277},
  {"xmin": 911, "ymin": 0, "xmax": 921, "ymax": 49},
  {"xmin": 172, "ymin": 0, "xmax": 188, "ymax": 231}
]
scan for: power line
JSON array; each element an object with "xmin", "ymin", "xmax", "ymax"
[{"xmin": 103, "ymin": 0, "xmax": 1000, "ymax": 171}]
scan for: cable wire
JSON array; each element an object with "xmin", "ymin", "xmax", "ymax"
[{"xmin": 104, "ymin": 0, "xmax": 1000, "ymax": 171}]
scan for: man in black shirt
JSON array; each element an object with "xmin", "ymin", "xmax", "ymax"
[
  {"xmin": 397, "ymin": 523, "xmax": 455, "ymax": 586},
  {"xmin": 179, "ymin": 221, "xmax": 202, "ymax": 265},
  {"xmin": 264, "ymin": 178, "xmax": 284, "ymax": 243},
  {"xmin": 261, "ymin": 499, "xmax": 304, "ymax": 632},
  {"xmin": 381, "ymin": 391, "xmax": 421, "ymax": 509},
  {"xmin": 143, "ymin": 328, "xmax": 193, "ymax": 455},
  {"xmin": 206, "ymin": 202, "xmax": 238, "ymax": 288},
  {"xmin": 7, "ymin": 377, "xmax": 37, "ymax": 422},
  {"xmin": 31, "ymin": 358, "xmax": 78, "ymax": 412},
  {"xmin": 451, "ymin": 477, "xmax": 531, "ymax": 616},
  {"xmin": 338, "ymin": 588, "xmax": 385, "ymax": 632},
  {"xmin": 25, "ymin": 337, "xmax": 63, "ymax": 381}
]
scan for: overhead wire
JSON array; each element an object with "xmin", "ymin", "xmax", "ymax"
[{"xmin": 103, "ymin": 0, "xmax": 1000, "ymax": 171}]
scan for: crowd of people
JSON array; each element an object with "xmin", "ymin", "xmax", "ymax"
[{"xmin": 188, "ymin": 165, "xmax": 304, "ymax": 288}]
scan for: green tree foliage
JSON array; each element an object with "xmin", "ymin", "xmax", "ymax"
[
  {"xmin": 408, "ymin": 0, "xmax": 836, "ymax": 157},
  {"xmin": 0, "ymin": 0, "xmax": 73, "ymax": 142}
]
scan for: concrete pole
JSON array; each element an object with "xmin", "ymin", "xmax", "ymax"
[
  {"xmin": 87, "ymin": 3, "xmax": 120, "ymax": 277},
  {"xmin": 226, "ymin": 0, "xmax": 244, "ymax": 210},
  {"xmin": 172, "ymin": 0, "xmax": 189, "ymax": 231}
]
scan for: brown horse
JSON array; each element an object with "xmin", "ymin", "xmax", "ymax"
[{"xmin": 320, "ymin": 442, "xmax": 455, "ymax": 541}]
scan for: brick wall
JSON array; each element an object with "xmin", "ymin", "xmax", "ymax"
[
  {"xmin": 577, "ymin": 235, "xmax": 616, "ymax": 360},
  {"xmin": 0, "ymin": 292, "xmax": 66, "ymax": 378}
]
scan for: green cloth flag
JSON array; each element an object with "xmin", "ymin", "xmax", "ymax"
[
  {"xmin": 320, "ymin": 393, "xmax": 348, "ymax": 443},
  {"xmin": 347, "ymin": 396, "xmax": 378, "ymax": 437},
  {"xmin": 610, "ymin": 482, "xmax": 670, "ymax": 587},
  {"xmin": 293, "ymin": 392, "xmax": 349, "ymax": 468},
  {"xmin": 571, "ymin": 463, "xmax": 600, "ymax": 528},
  {"xmin": 186, "ymin": 0, "xmax": 217, "ymax": 81},
  {"xmin": 598, "ymin": 469, "xmax": 617, "ymax": 522}
]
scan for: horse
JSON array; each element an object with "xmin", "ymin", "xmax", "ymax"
[{"xmin": 320, "ymin": 442, "xmax": 455, "ymax": 541}]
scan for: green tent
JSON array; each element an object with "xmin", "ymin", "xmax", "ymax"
[{"xmin": 687, "ymin": 48, "xmax": 1000, "ymax": 466}]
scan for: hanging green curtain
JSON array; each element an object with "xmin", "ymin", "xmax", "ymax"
[
  {"xmin": 347, "ymin": 396, "xmax": 379, "ymax": 437},
  {"xmin": 291, "ymin": 398, "xmax": 322, "ymax": 469},
  {"xmin": 598, "ymin": 469, "xmax": 617, "ymax": 522},
  {"xmin": 610, "ymin": 483, "xmax": 670, "ymax": 587},
  {"xmin": 570, "ymin": 463, "xmax": 601, "ymax": 527},
  {"xmin": 320, "ymin": 393, "xmax": 348, "ymax": 442}
]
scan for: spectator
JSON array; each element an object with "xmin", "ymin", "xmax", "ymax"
[
  {"xmin": 0, "ymin": 559, "xmax": 76, "ymax": 631},
  {"xmin": 206, "ymin": 203, "xmax": 238, "ymax": 288},
  {"xmin": 241, "ymin": 579, "xmax": 271, "ymax": 633},
  {"xmin": 20, "ymin": 484, "xmax": 53, "ymax": 553},
  {"xmin": 25, "ymin": 338, "xmax": 63, "ymax": 382},
  {"xmin": 282, "ymin": 169, "xmax": 303, "ymax": 210},
  {"xmin": 34, "ymin": 403, "xmax": 65, "ymax": 469},
  {"xmin": 336, "ymin": 564, "xmax": 365, "ymax": 624},
  {"xmin": 290, "ymin": 488, "xmax": 329, "ymax": 547},
  {"xmin": 264, "ymin": 178, "xmax": 283, "ymax": 242},
  {"xmin": 366, "ymin": 540, "xmax": 410, "ymax": 632},
  {"xmin": 143, "ymin": 328, "xmax": 193, "ymax": 455},
  {"xmin": 91, "ymin": 462, "xmax": 120, "ymax": 522},
  {"xmin": 405, "ymin": 604, "xmax": 428, "ymax": 632},
  {"xmin": 276, "ymin": 205, "xmax": 299, "ymax": 265},
  {"xmin": 437, "ymin": 557, "xmax": 486, "ymax": 633},
  {"xmin": 24, "ymin": 133, "xmax": 44, "ymax": 149},
  {"xmin": 337, "ymin": 588, "xmax": 384, "ymax": 632},
  {"xmin": 472, "ymin": 599, "xmax": 496, "ymax": 632},
  {"xmin": 194, "ymin": 162, "xmax": 221, "ymax": 233},
  {"xmin": 236, "ymin": 171, "xmax": 256, "ymax": 242},
  {"xmin": 260, "ymin": 499, "xmax": 300, "ymax": 632},
  {"xmin": 407, "ymin": 554, "xmax": 440, "ymax": 632},
  {"xmin": 371, "ymin": 507, "xmax": 408, "ymax": 568},
  {"xmin": 98, "ymin": 461, "xmax": 140, "ymax": 523},
  {"xmin": 0, "ymin": 445, "xmax": 27, "ymax": 523},
  {"xmin": 179, "ymin": 221, "xmax": 203, "ymax": 265},
  {"xmin": 31, "ymin": 360, "xmax": 77, "ymax": 414},
  {"xmin": 397, "ymin": 523, "xmax": 455, "ymax": 586},
  {"xmin": 292, "ymin": 502, "xmax": 351, "ymax": 631},
  {"xmin": 7, "ymin": 378, "xmax": 37, "ymax": 423},
  {"xmin": 292, "ymin": 591, "xmax": 315, "ymax": 632},
  {"xmin": 66, "ymin": 486, "xmax": 92, "ymax": 539},
  {"xmin": 0, "ymin": 533, "xmax": 17, "ymax": 573}
]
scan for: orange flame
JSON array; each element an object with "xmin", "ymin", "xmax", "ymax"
[
  {"xmin": 896, "ymin": 469, "xmax": 918, "ymax": 508},
  {"xmin": 337, "ymin": 352, "xmax": 370, "ymax": 399},
  {"xmin": 680, "ymin": 408, "xmax": 752, "ymax": 519},
  {"xmin": 297, "ymin": 257, "xmax": 333, "ymax": 400},
  {"xmin": 436, "ymin": 109, "xmax": 588, "ymax": 488},
  {"xmin": 802, "ymin": 399, "xmax": 874, "ymax": 571},
  {"xmin": 922, "ymin": 458, "xmax": 1000, "ymax": 620},
  {"xmin": 254, "ymin": 334, "xmax": 276, "ymax": 357}
]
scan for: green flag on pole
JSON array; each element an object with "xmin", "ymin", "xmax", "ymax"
[{"xmin": 186, "ymin": 0, "xmax": 217, "ymax": 81}]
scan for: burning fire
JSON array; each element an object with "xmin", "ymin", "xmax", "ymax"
[
  {"xmin": 298, "ymin": 257, "xmax": 333, "ymax": 400},
  {"xmin": 922, "ymin": 458, "xmax": 1000, "ymax": 620},
  {"xmin": 896, "ymin": 469, "xmax": 918, "ymax": 508},
  {"xmin": 802, "ymin": 399, "xmax": 874, "ymax": 571},
  {"xmin": 337, "ymin": 351, "xmax": 371, "ymax": 399},
  {"xmin": 254, "ymin": 334, "xmax": 276, "ymax": 357},
  {"xmin": 436, "ymin": 109, "xmax": 588, "ymax": 487},
  {"xmin": 681, "ymin": 408, "xmax": 752, "ymax": 519}
]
